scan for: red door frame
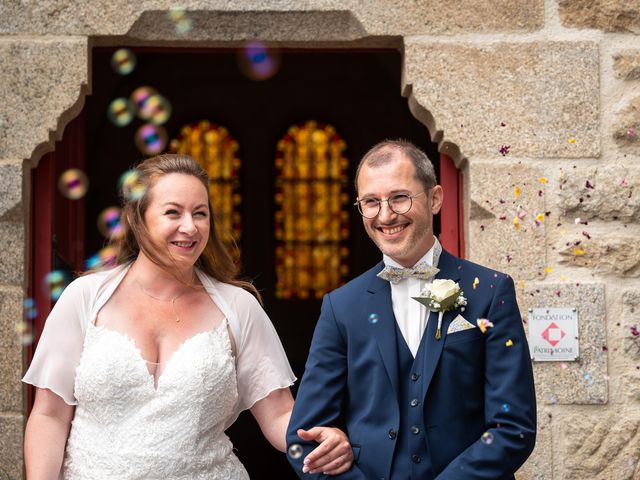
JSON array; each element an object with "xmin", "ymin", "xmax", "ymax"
[
  {"xmin": 439, "ymin": 153, "xmax": 464, "ymax": 258},
  {"xmin": 27, "ymin": 112, "xmax": 86, "ymax": 412}
]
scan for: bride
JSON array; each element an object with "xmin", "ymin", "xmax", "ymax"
[{"xmin": 23, "ymin": 154, "xmax": 353, "ymax": 479}]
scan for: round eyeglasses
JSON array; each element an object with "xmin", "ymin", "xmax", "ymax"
[{"xmin": 354, "ymin": 191, "xmax": 425, "ymax": 218}]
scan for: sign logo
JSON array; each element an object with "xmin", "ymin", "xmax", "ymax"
[{"xmin": 541, "ymin": 322, "xmax": 566, "ymax": 347}]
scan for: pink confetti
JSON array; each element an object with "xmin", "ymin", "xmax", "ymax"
[
  {"xmin": 585, "ymin": 179, "xmax": 595, "ymax": 189},
  {"xmin": 582, "ymin": 231, "xmax": 591, "ymax": 239},
  {"xmin": 499, "ymin": 145, "xmax": 511, "ymax": 156},
  {"xmin": 631, "ymin": 325, "xmax": 640, "ymax": 337}
]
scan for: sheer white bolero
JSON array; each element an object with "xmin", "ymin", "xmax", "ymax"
[{"xmin": 23, "ymin": 264, "xmax": 296, "ymax": 424}]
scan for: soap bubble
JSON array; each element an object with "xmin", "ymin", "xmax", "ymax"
[
  {"xmin": 134, "ymin": 124, "xmax": 167, "ymax": 155},
  {"xmin": 137, "ymin": 94, "xmax": 172, "ymax": 125},
  {"xmin": 287, "ymin": 443, "xmax": 303, "ymax": 460},
  {"xmin": 111, "ymin": 48, "xmax": 136, "ymax": 75},
  {"xmin": 107, "ymin": 98, "xmax": 135, "ymax": 127},
  {"xmin": 130, "ymin": 86, "xmax": 159, "ymax": 116},
  {"xmin": 23, "ymin": 298, "xmax": 37, "ymax": 320},
  {"xmin": 84, "ymin": 246, "xmax": 119, "ymax": 271},
  {"xmin": 237, "ymin": 41, "xmax": 281, "ymax": 81},
  {"xmin": 167, "ymin": 7, "xmax": 193, "ymax": 34},
  {"xmin": 58, "ymin": 169, "xmax": 89, "ymax": 200},
  {"xmin": 481, "ymin": 432, "xmax": 494, "ymax": 445},
  {"xmin": 43, "ymin": 270, "xmax": 70, "ymax": 301},
  {"xmin": 118, "ymin": 169, "xmax": 147, "ymax": 201},
  {"xmin": 97, "ymin": 207, "xmax": 124, "ymax": 238}
]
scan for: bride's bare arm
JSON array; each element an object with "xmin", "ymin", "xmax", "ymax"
[
  {"xmin": 250, "ymin": 387, "xmax": 353, "ymax": 475},
  {"xmin": 25, "ymin": 388, "xmax": 74, "ymax": 480}
]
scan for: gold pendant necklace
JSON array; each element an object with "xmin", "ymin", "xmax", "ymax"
[{"xmin": 135, "ymin": 279, "xmax": 188, "ymax": 322}]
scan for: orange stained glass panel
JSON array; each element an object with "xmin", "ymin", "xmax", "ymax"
[{"xmin": 274, "ymin": 120, "xmax": 350, "ymax": 299}]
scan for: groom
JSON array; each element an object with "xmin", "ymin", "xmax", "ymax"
[{"xmin": 287, "ymin": 140, "xmax": 536, "ymax": 479}]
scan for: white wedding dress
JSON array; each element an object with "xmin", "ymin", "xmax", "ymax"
[
  {"xmin": 63, "ymin": 321, "xmax": 248, "ymax": 480},
  {"xmin": 23, "ymin": 265, "xmax": 296, "ymax": 480}
]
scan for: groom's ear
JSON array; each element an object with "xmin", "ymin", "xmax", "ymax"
[{"xmin": 430, "ymin": 185, "xmax": 444, "ymax": 215}]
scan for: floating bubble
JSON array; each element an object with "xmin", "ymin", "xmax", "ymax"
[
  {"xmin": 167, "ymin": 7, "xmax": 193, "ymax": 34},
  {"xmin": 368, "ymin": 313, "xmax": 379, "ymax": 324},
  {"xmin": 23, "ymin": 298, "xmax": 37, "ymax": 320},
  {"xmin": 135, "ymin": 124, "xmax": 167, "ymax": 155},
  {"xmin": 501, "ymin": 403, "xmax": 510, "ymax": 413},
  {"xmin": 97, "ymin": 206, "xmax": 124, "ymax": 238},
  {"xmin": 111, "ymin": 48, "xmax": 137, "ymax": 75},
  {"xmin": 137, "ymin": 94, "xmax": 172, "ymax": 125},
  {"xmin": 43, "ymin": 270, "xmax": 70, "ymax": 301},
  {"xmin": 237, "ymin": 41, "xmax": 281, "ymax": 81},
  {"xmin": 287, "ymin": 443, "xmax": 303, "ymax": 460},
  {"xmin": 85, "ymin": 246, "xmax": 119, "ymax": 271},
  {"xmin": 481, "ymin": 432, "xmax": 494, "ymax": 445},
  {"xmin": 15, "ymin": 320, "xmax": 34, "ymax": 346},
  {"xmin": 107, "ymin": 97, "xmax": 135, "ymax": 127},
  {"xmin": 118, "ymin": 169, "xmax": 147, "ymax": 201},
  {"xmin": 130, "ymin": 86, "xmax": 159, "ymax": 116},
  {"xmin": 58, "ymin": 169, "xmax": 89, "ymax": 200}
]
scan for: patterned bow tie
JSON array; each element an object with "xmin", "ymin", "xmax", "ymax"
[{"xmin": 377, "ymin": 261, "xmax": 440, "ymax": 284}]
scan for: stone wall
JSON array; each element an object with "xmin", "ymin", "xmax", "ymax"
[{"xmin": 1, "ymin": 1, "xmax": 639, "ymax": 478}]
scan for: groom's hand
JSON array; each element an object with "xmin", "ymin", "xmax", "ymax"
[{"xmin": 298, "ymin": 427, "xmax": 353, "ymax": 475}]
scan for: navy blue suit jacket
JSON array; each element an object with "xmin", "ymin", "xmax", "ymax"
[{"xmin": 287, "ymin": 249, "xmax": 536, "ymax": 479}]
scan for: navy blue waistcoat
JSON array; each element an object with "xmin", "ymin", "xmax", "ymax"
[{"xmin": 390, "ymin": 322, "xmax": 434, "ymax": 480}]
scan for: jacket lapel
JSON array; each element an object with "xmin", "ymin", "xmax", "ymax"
[
  {"xmin": 421, "ymin": 250, "xmax": 461, "ymax": 398},
  {"xmin": 367, "ymin": 263, "xmax": 400, "ymax": 397}
]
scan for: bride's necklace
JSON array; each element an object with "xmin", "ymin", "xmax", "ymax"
[{"xmin": 135, "ymin": 278, "xmax": 190, "ymax": 323}]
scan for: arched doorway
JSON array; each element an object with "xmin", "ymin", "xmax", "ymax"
[{"xmin": 30, "ymin": 47, "xmax": 462, "ymax": 479}]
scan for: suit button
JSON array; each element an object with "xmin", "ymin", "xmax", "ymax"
[
  {"xmin": 411, "ymin": 373, "xmax": 420, "ymax": 381},
  {"xmin": 411, "ymin": 425, "xmax": 420, "ymax": 435},
  {"xmin": 410, "ymin": 398, "xmax": 419, "ymax": 407},
  {"xmin": 412, "ymin": 454, "xmax": 421, "ymax": 464},
  {"xmin": 388, "ymin": 429, "xmax": 397, "ymax": 439}
]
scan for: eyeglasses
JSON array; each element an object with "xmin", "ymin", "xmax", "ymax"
[{"xmin": 354, "ymin": 191, "xmax": 425, "ymax": 218}]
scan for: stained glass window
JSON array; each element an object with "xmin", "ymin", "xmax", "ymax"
[
  {"xmin": 274, "ymin": 120, "xmax": 350, "ymax": 299},
  {"xmin": 169, "ymin": 121, "xmax": 242, "ymax": 254}
]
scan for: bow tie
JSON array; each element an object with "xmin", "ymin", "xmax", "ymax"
[{"xmin": 377, "ymin": 262, "xmax": 440, "ymax": 284}]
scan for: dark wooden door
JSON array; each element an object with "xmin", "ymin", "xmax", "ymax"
[{"xmin": 83, "ymin": 48, "xmax": 440, "ymax": 479}]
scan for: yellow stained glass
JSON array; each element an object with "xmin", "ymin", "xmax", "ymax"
[{"xmin": 274, "ymin": 120, "xmax": 349, "ymax": 299}]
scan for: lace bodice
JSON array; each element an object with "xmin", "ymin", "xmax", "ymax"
[{"xmin": 63, "ymin": 320, "xmax": 249, "ymax": 480}]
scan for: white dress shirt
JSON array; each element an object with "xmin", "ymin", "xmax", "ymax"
[{"xmin": 382, "ymin": 238, "xmax": 440, "ymax": 357}]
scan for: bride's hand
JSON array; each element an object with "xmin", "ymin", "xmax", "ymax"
[{"xmin": 296, "ymin": 427, "xmax": 354, "ymax": 475}]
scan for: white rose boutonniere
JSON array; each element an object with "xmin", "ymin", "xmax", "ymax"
[{"xmin": 412, "ymin": 279, "xmax": 467, "ymax": 340}]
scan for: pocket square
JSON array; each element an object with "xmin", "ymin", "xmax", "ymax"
[{"xmin": 447, "ymin": 314, "xmax": 476, "ymax": 334}]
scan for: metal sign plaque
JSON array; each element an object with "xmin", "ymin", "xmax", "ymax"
[{"xmin": 528, "ymin": 307, "xmax": 579, "ymax": 361}]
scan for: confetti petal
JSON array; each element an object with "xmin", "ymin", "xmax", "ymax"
[
  {"xmin": 477, "ymin": 318, "xmax": 494, "ymax": 333},
  {"xmin": 505, "ymin": 339, "xmax": 513, "ymax": 347},
  {"xmin": 473, "ymin": 277, "xmax": 480, "ymax": 289}
]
